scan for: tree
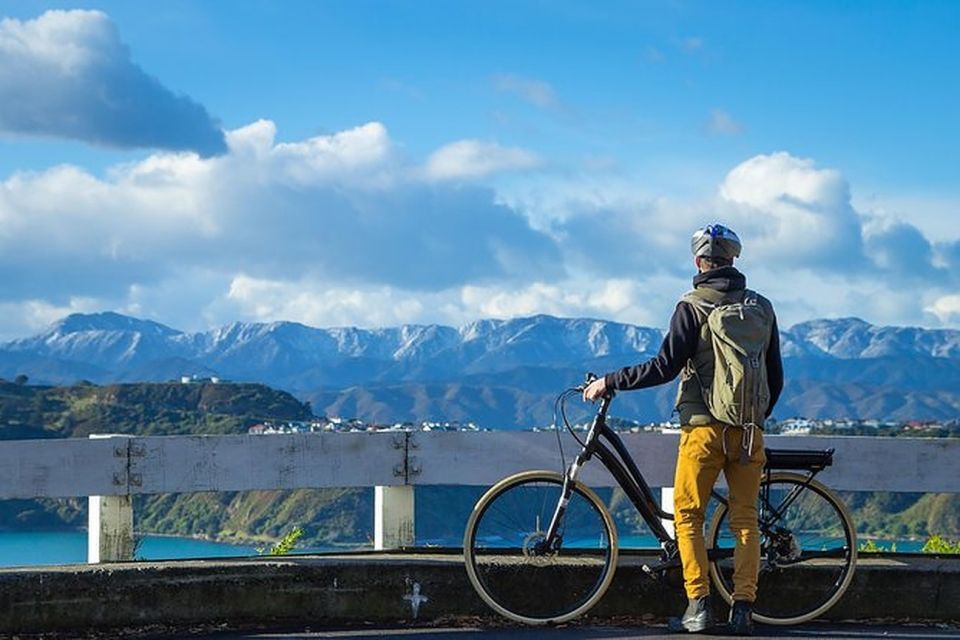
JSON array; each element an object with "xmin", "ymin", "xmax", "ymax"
[{"xmin": 14, "ymin": 374, "xmax": 28, "ymax": 386}]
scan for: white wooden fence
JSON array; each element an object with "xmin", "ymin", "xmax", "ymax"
[{"xmin": 0, "ymin": 431, "xmax": 956, "ymax": 563}]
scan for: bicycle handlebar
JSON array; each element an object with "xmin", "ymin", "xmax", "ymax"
[{"xmin": 575, "ymin": 371, "xmax": 616, "ymax": 401}]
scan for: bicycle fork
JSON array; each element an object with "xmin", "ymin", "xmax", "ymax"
[{"xmin": 537, "ymin": 452, "xmax": 589, "ymax": 554}]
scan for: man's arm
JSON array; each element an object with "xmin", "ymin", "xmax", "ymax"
[
  {"xmin": 603, "ymin": 302, "xmax": 700, "ymax": 392},
  {"xmin": 765, "ymin": 315, "xmax": 784, "ymax": 416}
]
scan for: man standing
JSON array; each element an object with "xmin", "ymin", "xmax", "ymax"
[{"xmin": 583, "ymin": 224, "xmax": 783, "ymax": 635}]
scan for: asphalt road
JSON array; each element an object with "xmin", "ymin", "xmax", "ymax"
[{"xmin": 185, "ymin": 622, "xmax": 960, "ymax": 640}]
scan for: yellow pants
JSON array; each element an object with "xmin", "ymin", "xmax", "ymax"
[{"xmin": 673, "ymin": 423, "xmax": 766, "ymax": 602}]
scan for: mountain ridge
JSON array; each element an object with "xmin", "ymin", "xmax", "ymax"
[{"xmin": 2, "ymin": 312, "xmax": 959, "ymax": 426}]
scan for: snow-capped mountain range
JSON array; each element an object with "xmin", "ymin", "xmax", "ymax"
[
  {"xmin": 3, "ymin": 312, "xmax": 959, "ymax": 426},
  {"xmin": 2, "ymin": 312, "xmax": 663, "ymax": 383}
]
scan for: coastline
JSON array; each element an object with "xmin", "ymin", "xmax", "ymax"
[
  {"xmin": 135, "ymin": 530, "xmax": 260, "ymax": 547},
  {"xmin": 0, "ymin": 530, "xmax": 260, "ymax": 568}
]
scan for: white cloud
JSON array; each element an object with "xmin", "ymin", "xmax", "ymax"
[
  {"xmin": 221, "ymin": 275, "xmax": 428, "ymax": 329},
  {"xmin": 712, "ymin": 153, "xmax": 950, "ymax": 287},
  {"xmin": 425, "ymin": 140, "xmax": 541, "ymax": 180},
  {"xmin": 925, "ymin": 295, "xmax": 960, "ymax": 324},
  {"xmin": 853, "ymin": 191, "xmax": 960, "ymax": 243},
  {"xmin": 861, "ymin": 217, "xmax": 945, "ymax": 282},
  {"xmin": 549, "ymin": 195, "xmax": 699, "ymax": 279},
  {"xmin": 530, "ymin": 151, "xmax": 958, "ymax": 329},
  {"xmin": 459, "ymin": 278, "xmax": 671, "ymax": 328},
  {"xmin": 0, "ymin": 10, "xmax": 225, "ymax": 155},
  {"xmin": 0, "ymin": 297, "xmax": 102, "ymax": 335},
  {"xmin": 0, "ymin": 9, "xmax": 115, "ymax": 73},
  {"xmin": 271, "ymin": 122, "xmax": 395, "ymax": 185},
  {"xmin": 216, "ymin": 275, "xmax": 668, "ymax": 333},
  {"xmin": 717, "ymin": 151, "xmax": 865, "ymax": 267},
  {"xmin": 461, "ymin": 282, "xmax": 582, "ymax": 319},
  {"xmin": 1, "ymin": 134, "xmax": 957, "ymax": 340},
  {"xmin": 721, "ymin": 152, "xmax": 848, "ymax": 212},
  {"xmin": 0, "ymin": 120, "xmax": 561, "ymax": 338},
  {"xmin": 746, "ymin": 266, "xmax": 944, "ymax": 329}
]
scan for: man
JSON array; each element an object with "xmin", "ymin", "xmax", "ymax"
[{"xmin": 583, "ymin": 224, "xmax": 783, "ymax": 635}]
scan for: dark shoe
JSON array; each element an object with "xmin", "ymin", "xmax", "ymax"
[
  {"xmin": 667, "ymin": 595, "xmax": 714, "ymax": 633},
  {"xmin": 728, "ymin": 600, "xmax": 754, "ymax": 636}
]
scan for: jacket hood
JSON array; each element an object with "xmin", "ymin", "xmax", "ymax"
[{"xmin": 693, "ymin": 266, "xmax": 746, "ymax": 292}]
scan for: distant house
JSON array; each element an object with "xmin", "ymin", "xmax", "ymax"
[{"xmin": 180, "ymin": 375, "xmax": 223, "ymax": 384}]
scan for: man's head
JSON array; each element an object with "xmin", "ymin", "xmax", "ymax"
[{"xmin": 691, "ymin": 224, "xmax": 741, "ymax": 272}]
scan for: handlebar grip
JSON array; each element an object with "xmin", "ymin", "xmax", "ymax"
[
  {"xmin": 573, "ymin": 372, "xmax": 599, "ymax": 393},
  {"xmin": 577, "ymin": 372, "xmax": 615, "ymax": 401}
]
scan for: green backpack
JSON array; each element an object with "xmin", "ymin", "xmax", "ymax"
[{"xmin": 681, "ymin": 288, "xmax": 774, "ymax": 428}]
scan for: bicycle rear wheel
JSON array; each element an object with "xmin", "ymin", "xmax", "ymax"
[
  {"xmin": 463, "ymin": 470, "xmax": 618, "ymax": 624},
  {"xmin": 707, "ymin": 472, "xmax": 857, "ymax": 625}
]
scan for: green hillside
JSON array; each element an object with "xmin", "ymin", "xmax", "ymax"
[
  {"xmin": 0, "ymin": 379, "xmax": 373, "ymax": 548},
  {"xmin": 0, "ymin": 378, "xmax": 312, "ymax": 438},
  {"xmin": 847, "ymin": 491, "xmax": 960, "ymax": 540},
  {"xmin": 135, "ymin": 488, "xmax": 372, "ymax": 548}
]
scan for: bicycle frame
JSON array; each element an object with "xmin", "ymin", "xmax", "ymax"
[
  {"xmin": 542, "ymin": 389, "xmax": 830, "ymax": 566},
  {"xmin": 542, "ymin": 391, "xmax": 676, "ymax": 553}
]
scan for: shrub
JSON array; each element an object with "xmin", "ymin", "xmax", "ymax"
[
  {"xmin": 267, "ymin": 526, "xmax": 304, "ymax": 556},
  {"xmin": 922, "ymin": 535, "xmax": 960, "ymax": 554}
]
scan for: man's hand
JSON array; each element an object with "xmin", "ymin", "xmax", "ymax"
[{"xmin": 582, "ymin": 376, "xmax": 608, "ymax": 402}]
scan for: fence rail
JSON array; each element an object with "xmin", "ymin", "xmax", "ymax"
[{"xmin": 0, "ymin": 431, "xmax": 956, "ymax": 562}]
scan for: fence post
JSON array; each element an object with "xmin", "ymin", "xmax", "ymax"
[
  {"xmin": 87, "ymin": 435, "xmax": 135, "ymax": 563},
  {"xmin": 660, "ymin": 486, "xmax": 675, "ymax": 539},
  {"xmin": 374, "ymin": 485, "xmax": 415, "ymax": 550},
  {"xmin": 374, "ymin": 432, "xmax": 415, "ymax": 550}
]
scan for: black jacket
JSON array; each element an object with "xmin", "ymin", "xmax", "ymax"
[{"xmin": 604, "ymin": 266, "xmax": 784, "ymax": 416}]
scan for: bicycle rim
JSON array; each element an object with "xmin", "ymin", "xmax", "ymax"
[
  {"xmin": 708, "ymin": 472, "xmax": 857, "ymax": 625},
  {"xmin": 463, "ymin": 470, "xmax": 618, "ymax": 625}
]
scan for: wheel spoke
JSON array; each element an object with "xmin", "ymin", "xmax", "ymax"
[
  {"xmin": 708, "ymin": 473, "xmax": 857, "ymax": 625},
  {"xmin": 465, "ymin": 472, "xmax": 618, "ymax": 623}
]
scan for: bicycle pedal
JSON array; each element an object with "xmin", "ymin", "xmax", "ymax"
[{"xmin": 641, "ymin": 563, "xmax": 663, "ymax": 581}]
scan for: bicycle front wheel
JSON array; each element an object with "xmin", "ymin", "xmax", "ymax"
[
  {"xmin": 463, "ymin": 470, "xmax": 618, "ymax": 625},
  {"xmin": 708, "ymin": 472, "xmax": 857, "ymax": 625}
]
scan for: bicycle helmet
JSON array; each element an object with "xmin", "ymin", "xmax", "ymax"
[{"xmin": 690, "ymin": 224, "xmax": 742, "ymax": 260}]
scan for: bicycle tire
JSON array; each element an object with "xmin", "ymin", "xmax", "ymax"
[
  {"xmin": 707, "ymin": 472, "xmax": 857, "ymax": 625},
  {"xmin": 463, "ymin": 470, "xmax": 619, "ymax": 624}
]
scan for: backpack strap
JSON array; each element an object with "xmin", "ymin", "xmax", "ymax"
[
  {"xmin": 681, "ymin": 287, "xmax": 746, "ymax": 317},
  {"xmin": 680, "ymin": 289, "xmax": 717, "ymax": 322},
  {"xmin": 678, "ymin": 290, "xmax": 719, "ymax": 397}
]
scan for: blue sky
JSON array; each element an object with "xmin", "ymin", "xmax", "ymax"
[{"xmin": 0, "ymin": 1, "xmax": 958, "ymax": 339}]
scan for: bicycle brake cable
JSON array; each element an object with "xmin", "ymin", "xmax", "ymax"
[
  {"xmin": 553, "ymin": 387, "xmax": 588, "ymax": 477},
  {"xmin": 552, "ymin": 390, "xmax": 569, "ymax": 474},
  {"xmin": 561, "ymin": 389, "xmax": 589, "ymax": 448}
]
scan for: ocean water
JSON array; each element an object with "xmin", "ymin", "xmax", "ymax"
[
  {"xmin": 0, "ymin": 529, "xmax": 925, "ymax": 568},
  {"xmin": 0, "ymin": 531, "xmax": 260, "ymax": 567}
]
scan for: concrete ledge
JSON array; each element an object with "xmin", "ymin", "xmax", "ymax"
[{"xmin": 0, "ymin": 554, "xmax": 957, "ymax": 633}]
